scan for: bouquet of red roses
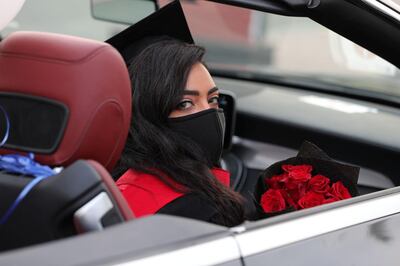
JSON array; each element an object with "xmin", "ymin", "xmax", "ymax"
[{"xmin": 254, "ymin": 141, "xmax": 359, "ymax": 217}]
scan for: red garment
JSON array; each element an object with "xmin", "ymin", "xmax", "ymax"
[{"xmin": 116, "ymin": 168, "xmax": 230, "ymax": 218}]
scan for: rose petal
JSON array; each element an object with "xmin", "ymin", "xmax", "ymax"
[
  {"xmin": 298, "ymin": 191, "xmax": 325, "ymax": 209},
  {"xmin": 282, "ymin": 164, "xmax": 313, "ymax": 174},
  {"xmin": 261, "ymin": 189, "xmax": 287, "ymax": 213},
  {"xmin": 265, "ymin": 173, "xmax": 288, "ymax": 189},
  {"xmin": 329, "ymin": 181, "xmax": 352, "ymax": 200},
  {"xmin": 309, "ymin": 174, "xmax": 330, "ymax": 194}
]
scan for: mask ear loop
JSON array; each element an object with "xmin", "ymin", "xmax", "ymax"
[{"xmin": 0, "ymin": 105, "xmax": 59, "ymax": 225}]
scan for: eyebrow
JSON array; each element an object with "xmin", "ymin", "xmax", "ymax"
[{"xmin": 183, "ymin": 86, "xmax": 219, "ymax": 96}]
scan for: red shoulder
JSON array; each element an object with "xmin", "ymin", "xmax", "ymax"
[
  {"xmin": 116, "ymin": 167, "xmax": 231, "ymax": 217},
  {"xmin": 211, "ymin": 168, "xmax": 230, "ymax": 187},
  {"xmin": 116, "ymin": 169, "xmax": 184, "ymax": 217}
]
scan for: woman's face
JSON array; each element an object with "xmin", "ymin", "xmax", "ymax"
[{"xmin": 169, "ymin": 62, "xmax": 219, "ymax": 118}]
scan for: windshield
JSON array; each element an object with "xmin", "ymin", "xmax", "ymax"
[
  {"xmin": 2, "ymin": 0, "xmax": 399, "ymax": 100},
  {"xmin": 160, "ymin": 0, "xmax": 400, "ymax": 100}
]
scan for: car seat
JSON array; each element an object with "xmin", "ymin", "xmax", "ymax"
[{"xmin": 0, "ymin": 31, "xmax": 133, "ymax": 251}]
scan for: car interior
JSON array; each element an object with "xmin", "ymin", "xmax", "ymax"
[
  {"xmin": 1, "ymin": 0, "xmax": 400, "ymax": 259},
  {"xmin": 218, "ymin": 77, "xmax": 397, "ymax": 217}
]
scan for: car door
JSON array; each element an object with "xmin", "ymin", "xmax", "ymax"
[
  {"xmin": 234, "ymin": 186, "xmax": 400, "ymax": 265},
  {"xmin": 0, "ymin": 215, "xmax": 243, "ymax": 266}
]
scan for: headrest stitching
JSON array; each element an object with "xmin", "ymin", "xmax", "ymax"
[
  {"xmin": 0, "ymin": 45, "xmax": 111, "ymax": 65},
  {"xmin": 55, "ymin": 98, "xmax": 124, "ymax": 166}
]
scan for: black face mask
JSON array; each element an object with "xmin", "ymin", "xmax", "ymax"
[{"xmin": 168, "ymin": 108, "xmax": 225, "ymax": 166}]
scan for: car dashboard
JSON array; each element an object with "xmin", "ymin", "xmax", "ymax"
[{"xmin": 216, "ymin": 76, "xmax": 397, "ymax": 198}]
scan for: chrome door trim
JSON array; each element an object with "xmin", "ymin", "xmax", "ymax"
[
  {"xmin": 111, "ymin": 237, "xmax": 241, "ymax": 266},
  {"xmin": 234, "ymin": 190, "xmax": 400, "ymax": 257},
  {"xmin": 379, "ymin": 0, "xmax": 400, "ymax": 12},
  {"xmin": 359, "ymin": 0, "xmax": 400, "ymax": 22}
]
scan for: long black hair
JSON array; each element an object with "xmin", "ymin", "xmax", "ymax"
[{"xmin": 113, "ymin": 39, "xmax": 245, "ymax": 227}]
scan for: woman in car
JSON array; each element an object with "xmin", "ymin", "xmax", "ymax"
[
  {"xmin": 113, "ymin": 38, "xmax": 245, "ymax": 227},
  {"xmin": 108, "ymin": 1, "xmax": 247, "ymax": 227}
]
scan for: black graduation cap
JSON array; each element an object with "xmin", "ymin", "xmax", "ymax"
[{"xmin": 106, "ymin": 0, "xmax": 194, "ymax": 64}]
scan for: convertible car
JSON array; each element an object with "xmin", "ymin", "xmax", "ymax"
[{"xmin": 0, "ymin": 0, "xmax": 400, "ymax": 265}]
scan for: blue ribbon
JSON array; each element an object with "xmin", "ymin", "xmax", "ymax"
[
  {"xmin": 0, "ymin": 106, "xmax": 58, "ymax": 225},
  {"xmin": 0, "ymin": 174, "xmax": 48, "ymax": 225},
  {"xmin": 0, "ymin": 105, "xmax": 9, "ymax": 147}
]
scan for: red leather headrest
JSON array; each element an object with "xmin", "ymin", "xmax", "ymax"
[{"xmin": 0, "ymin": 32, "xmax": 131, "ymax": 171}]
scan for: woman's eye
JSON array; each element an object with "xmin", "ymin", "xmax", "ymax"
[
  {"xmin": 177, "ymin": 100, "xmax": 193, "ymax": 110},
  {"xmin": 208, "ymin": 96, "xmax": 219, "ymax": 105}
]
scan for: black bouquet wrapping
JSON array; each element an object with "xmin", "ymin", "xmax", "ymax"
[{"xmin": 253, "ymin": 141, "xmax": 360, "ymax": 218}]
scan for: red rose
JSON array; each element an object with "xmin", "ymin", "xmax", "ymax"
[
  {"xmin": 286, "ymin": 177, "xmax": 307, "ymax": 190},
  {"xmin": 282, "ymin": 164, "xmax": 312, "ymax": 187},
  {"xmin": 298, "ymin": 191, "xmax": 325, "ymax": 209},
  {"xmin": 287, "ymin": 184, "xmax": 306, "ymax": 203},
  {"xmin": 260, "ymin": 189, "xmax": 286, "ymax": 213},
  {"xmin": 282, "ymin": 164, "xmax": 312, "ymax": 173},
  {"xmin": 308, "ymin": 175, "xmax": 330, "ymax": 194},
  {"xmin": 266, "ymin": 173, "xmax": 288, "ymax": 189},
  {"xmin": 281, "ymin": 190, "xmax": 298, "ymax": 210},
  {"xmin": 329, "ymin": 181, "xmax": 351, "ymax": 200}
]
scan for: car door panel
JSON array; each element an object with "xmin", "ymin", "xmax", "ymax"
[
  {"xmin": 242, "ymin": 211, "xmax": 400, "ymax": 266},
  {"xmin": 0, "ymin": 215, "xmax": 242, "ymax": 266},
  {"xmin": 234, "ymin": 186, "xmax": 400, "ymax": 265}
]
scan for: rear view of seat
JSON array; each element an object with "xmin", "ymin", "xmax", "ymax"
[{"xmin": 0, "ymin": 32, "xmax": 133, "ymax": 251}]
